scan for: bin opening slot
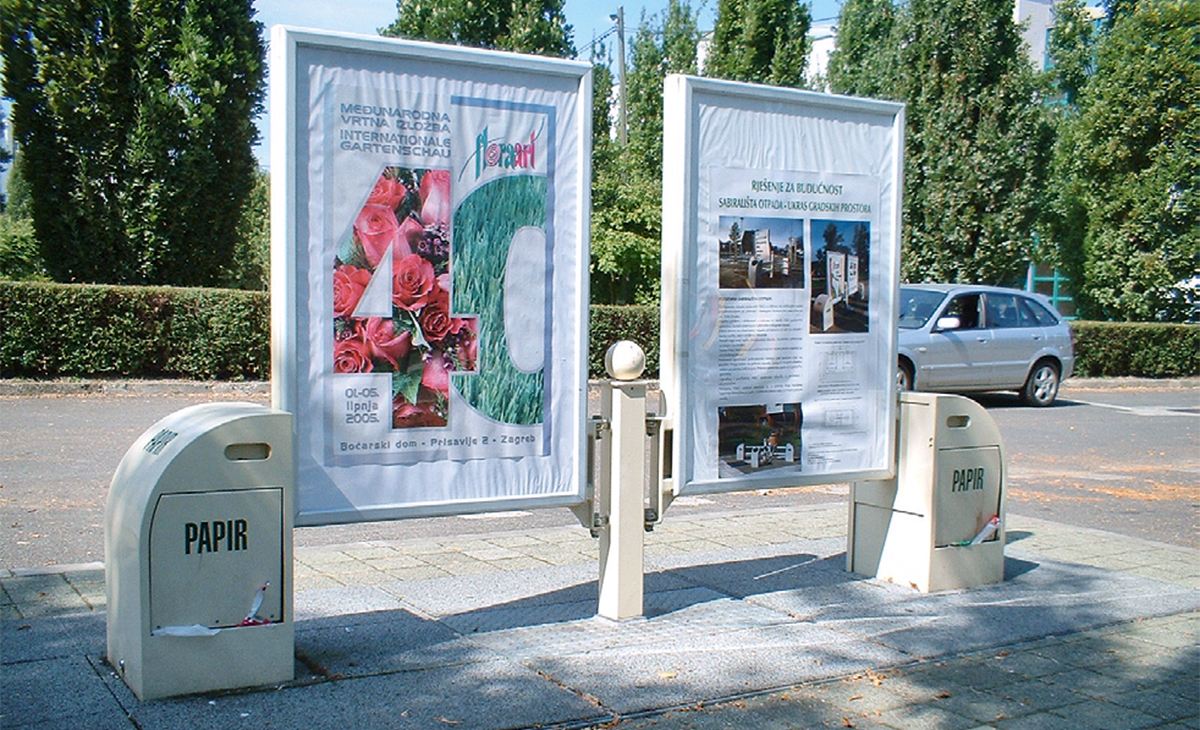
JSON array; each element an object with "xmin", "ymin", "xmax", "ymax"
[
  {"xmin": 662, "ymin": 428, "xmax": 673, "ymax": 479},
  {"xmin": 225, "ymin": 443, "xmax": 271, "ymax": 461},
  {"xmin": 945, "ymin": 415, "xmax": 970, "ymax": 429}
]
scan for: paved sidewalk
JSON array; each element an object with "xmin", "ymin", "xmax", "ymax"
[{"xmin": 3, "ymin": 503, "xmax": 1197, "ymax": 729}]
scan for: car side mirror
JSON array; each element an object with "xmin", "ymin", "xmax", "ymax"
[{"xmin": 935, "ymin": 316, "xmax": 961, "ymax": 331}]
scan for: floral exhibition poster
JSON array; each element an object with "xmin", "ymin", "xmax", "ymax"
[{"xmin": 273, "ymin": 31, "xmax": 589, "ymax": 523}]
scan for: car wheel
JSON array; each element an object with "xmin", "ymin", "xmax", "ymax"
[
  {"xmin": 1020, "ymin": 361, "xmax": 1060, "ymax": 407},
  {"xmin": 897, "ymin": 359, "xmax": 914, "ymax": 392}
]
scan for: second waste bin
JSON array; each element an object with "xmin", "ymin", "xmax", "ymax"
[{"xmin": 848, "ymin": 392, "xmax": 1006, "ymax": 592}]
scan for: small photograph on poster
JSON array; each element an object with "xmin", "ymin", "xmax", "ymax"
[
  {"xmin": 717, "ymin": 403, "xmax": 803, "ymax": 477},
  {"xmin": 809, "ymin": 219, "xmax": 870, "ymax": 334},
  {"xmin": 718, "ymin": 216, "xmax": 806, "ymax": 290},
  {"xmin": 332, "ymin": 166, "xmax": 479, "ymax": 430}
]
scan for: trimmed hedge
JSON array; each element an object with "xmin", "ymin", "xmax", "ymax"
[
  {"xmin": 1068, "ymin": 320, "xmax": 1200, "ymax": 378},
  {"xmin": 0, "ymin": 282, "xmax": 661, "ymax": 380},
  {"xmin": 588, "ymin": 304, "xmax": 660, "ymax": 379},
  {"xmin": 1, "ymin": 281, "xmax": 269, "ymax": 380},
  {"xmin": 3, "ymin": 281, "xmax": 1196, "ymax": 380}
]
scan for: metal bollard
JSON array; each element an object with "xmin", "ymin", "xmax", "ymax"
[{"xmin": 597, "ymin": 342, "xmax": 647, "ymax": 620}]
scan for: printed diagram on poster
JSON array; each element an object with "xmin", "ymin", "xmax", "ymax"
[
  {"xmin": 271, "ymin": 29, "xmax": 590, "ymax": 524},
  {"xmin": 661, "ymin": 76, "xmax": 903, "ymax": 494}
]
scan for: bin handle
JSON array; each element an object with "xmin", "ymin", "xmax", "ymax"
[
  {"xmin": 152, "ymin": 624, "xmax": 221, "ymax": 637},
  {"xmin": 946, "ymin": 415, "xmax": 970, "ymax": 429},
  {"xmin": 225, "ymin": 442, "xmax": 271, "ymax": 461}
]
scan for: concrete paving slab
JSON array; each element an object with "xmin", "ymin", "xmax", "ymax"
[
  {"xmin": 112, "ymin": 658, "xmax": 610, "ymax": 730},
  {"xmin": 531, "ymin": 624, "xmax": 908, "ymax": 716},
  {"xmin": 649, "ymin": 548, "xmax": 851, "ymax": 599},
  {"xmin": 294, "ymin": 584, "xmax": 409, "ymax": 620},
  {"xmin": 1, "ymin": 611, "xmax": 105, "ymax": 663},
  {"xmin": 375, "ymin": 563, "xmax": 600, "ymax": 617},
  {"xmin": 295, "ymin": 619, "xmax": 500, "ymax": 680},
  {"xmin": 753, "ymin": 555, "xmax": 1199, "ymax": 659},
  {"xmin": 1, "ymin": 654, "xmax": 126, "ymax": 729}
]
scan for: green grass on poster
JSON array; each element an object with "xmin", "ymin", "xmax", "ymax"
[{"xmin": 451, "ymin": 175, "xmax": 547, "ymax": 425}]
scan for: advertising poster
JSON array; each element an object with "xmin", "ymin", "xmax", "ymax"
[
  {"xmin": 661, "ymin": 76, "xmax": 903, "ymax": 494},
  {"xmin": 271, "ymin": 29, "xmax": 591, "ymax": 524}
]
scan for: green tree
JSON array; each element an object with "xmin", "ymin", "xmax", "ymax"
[
  {"xmin": 0, "ymin": 108, "xmax": 11, "ymax": 211},
  {"xmin": 590, "ymin": 1, "xmax": 699, "ymax": 304},
  {"xmin": 706, "ymin": 0, "xmax": 811, "ymax": 87},
  {"xmin": 590, "ymin": 149, "xmax": 662, "ymax": 304},
  {"xmin": 222, "ymin": 168, "xmax": 270, "ymax": 291},
  {"xmin": 825, "ymin": 0, "xmax": 900, "ymax": 98},
  {"xmin": 1052, "ymin": 0, "xmax": 1198, "ymax": 321},
  {"xmin": 0, "ymin": 212, "xmax": 44, "ymax": 280},
  {"xmin": 1044, "ymin": 0, "xmax": 1098, "ymax": 108},
  {"xmin": 590, "ymin": 43, "xmax": 615, "ymax": 152},
  {"xmin": 0, "ymin": 0, "xmax": 265, "ymax": 286},
  {"xmin": 1036, "ymin": 0, "xmax": 1098, "ymax": 289},
  {"xmin": 383, "ymin": 0, "xmax": 574, "ymax": 57},
  {"xmin": 3, "ymin": 150, "xmax": 32, "ymax": 220},
  {"xmin": 0, "ymin": 147, "xmax": 43, "ymax": 280},
  {"xmin": 1101, "ymin": 0, "xmax": 1138, "ymax": 26},
  {"xmin": 122, "ymin": 0, "xmax": 266, "ymax": 286},
  {"xmin": 626, "ymin": 0, "xmax": 698, "ymax": 178},
  {"xmin": 590, "ymin": 21, "xmax": 662, "ymax": 305},
  {"xmin": 1, "ymin": 0, "xmax": 136, "ymax": 282},
  {"xmin": 831, "ymin": 0, "xmax": 1053, "ymax": 285}
]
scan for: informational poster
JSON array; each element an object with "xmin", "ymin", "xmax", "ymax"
[
  {"xmin": 271, "ymin": 28, "xmax": 591, "ymax": 524},
  {"xmin": 661, "ymin": 75, "xmax": 903, "ymax": 494}
]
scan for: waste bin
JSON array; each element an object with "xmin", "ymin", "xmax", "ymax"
[
  {"xmin": 847, "ymin": 392, "xmax": 1005, "ymax": 592},
  {"xmin": 106, "ymin": 402, "xmax": 294, "ymax": 700}
]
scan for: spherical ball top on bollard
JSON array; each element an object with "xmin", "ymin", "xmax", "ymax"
[{"xmin": 605, "ymin": 340, "xmax": 646, "ymax": 381}]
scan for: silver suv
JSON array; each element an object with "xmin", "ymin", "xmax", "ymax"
[{"xmin": 897, "ymin": 284, "xmax": 1075, "ymax": 406}]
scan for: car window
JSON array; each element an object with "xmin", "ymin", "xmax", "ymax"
[
  {"xmin": 985, "ymin": 293, "xmax": 1023, "ymax": 328},
  {"xmin": 1019, "ymin": 297, "xmax": 1060, "ymax": 326},
  {"xmin": 940, "ymin": 294, "xmax": 982, "ymax": 330},
  {"xmin": 898, "ymin": 289, "xmax": 947, "ymax": 329}
]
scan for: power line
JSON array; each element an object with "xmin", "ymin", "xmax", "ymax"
[{"xmin": 579, "ymin": 24, "xmax": 620, "ymax": 56}]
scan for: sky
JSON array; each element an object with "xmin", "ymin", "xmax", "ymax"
[
  {"xmin": 252, "ymin": 0, "xmax": 845, "ymax": 54},
  {"xmin": 251, "ymin": 0, "xmax": 843, "ymax": 167}
]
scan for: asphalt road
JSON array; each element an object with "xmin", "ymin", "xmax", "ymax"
[{"xmin": 1, "ymin": 378, "xmax": 1196, "ymax": 569}]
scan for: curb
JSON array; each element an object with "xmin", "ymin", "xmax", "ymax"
[
  {"xmin": 1, "ymin": 376, "xmax": 1195, "ymax": 397},
  {"xmin": 0, "ymin": 379, "xmax": 271, "ymax": 396}
]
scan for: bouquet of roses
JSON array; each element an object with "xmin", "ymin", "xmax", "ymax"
[{"xmin": 332, "ymin": 167, "xmax": 477, "ymax": 429}]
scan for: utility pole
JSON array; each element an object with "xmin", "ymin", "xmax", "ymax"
[{"xmin": 612, "ymin": 7, "xmax": 628, "ymax": 146}]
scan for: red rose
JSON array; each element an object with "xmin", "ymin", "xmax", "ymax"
[
  {"xmin": 419, "ymin": 169, "xmax": 451, "ymax": 229},
  {"xmin": 455, "ymin": 319, "xmax": 478, "ymax": 369},
  {"xmin": 355, "ymin": 203, "xmax": 404, "ymax": 268},
  {"xmin": 364, "ymin": 317, "xmax": 412, "ymax": 368},
  {"xmin": 418, "ymin": 285, "xmax": 459, "ymax": 344},
  {"xmin": 333, "ymin": 264, "xmax": 372, "ymax": 318},
  {"xmin": 366, "ymin": 174, "xmax": 406, "ymax": 209},
  {"xmin": 393, "ymin": 391, "xmax": 446, "ymax": 428},
  {"xmin": 398, "ymin": 215, "xmax": 426, "ymax": 255},
  {"xmin": 333, "ymin": 329, "xmax": 374, "ymax": 373},
  {"xmin": 392, "ymin": 253, "xmax": 436, "ymax": 311},
  {"xmin": 421, "ymin": 350, "xmax": 450, "ymax": 393}
]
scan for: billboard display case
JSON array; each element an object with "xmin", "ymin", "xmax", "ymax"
[
  {"xmin": 270, "ymin": 28, "xmax": 591, "ymax": 524},
  {"xmin": 661, "ymin": 75, "xmax": 904, "ymax": 495}
]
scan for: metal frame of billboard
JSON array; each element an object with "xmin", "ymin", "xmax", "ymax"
[
  {"xmin": 270, "ymin": 27, "xmax": 592, "ymax": 525},
  {"xmin": 660, "ymin": 75, "xmax": 904, "ymax": 496}
]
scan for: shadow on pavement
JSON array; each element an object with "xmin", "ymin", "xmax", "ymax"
[{"xmin": 3, "ymin": 543, "xmax": 1195, "ymax": 729}]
